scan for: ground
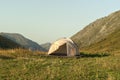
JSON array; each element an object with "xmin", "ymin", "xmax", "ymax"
[{"xmin": 0, "ymin": 49, "xmax": 120, "ymax": 80}]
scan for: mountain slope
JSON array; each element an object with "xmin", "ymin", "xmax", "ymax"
[
  {"xmin": 0, "ymin": 33, "xmax": 46, "ymax": 51},
  {"xmin": 0, "ymin": 35, "xmax": 21, "ymax": 49},
  {"xmin": 41, "ymin": 43, "xmax": 51, "ymax": 51},
  {"xmin": 81, "ymin": 29, "xmax": 120, "ymax": 53},
  {"xmin": 71, "ymin": 10, "xmax": 120, "ymax": 50}
]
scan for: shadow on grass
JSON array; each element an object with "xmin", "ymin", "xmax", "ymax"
[
  {"xmin": 79, "ymin": 52, "xmax": 110, "ymax": 58},
  {"xmin": 0, "ymin": 55, "xmax": 15, "ymax": 59},
  {"xmin": 35, "ymin": 52, "xmax": 110, "ymax": 59}
]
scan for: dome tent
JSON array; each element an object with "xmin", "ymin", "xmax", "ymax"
[{"xmin": 48, "ymin": 38, "xmax": 79, "ymax": 56}]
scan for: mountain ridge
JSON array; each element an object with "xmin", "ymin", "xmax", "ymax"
[
  {"xmin": 71, "ymin": 10, "xmax": 120, "ymax": 53},
  {"xmin": 0, "ymin": 32, "xmax": 46, "ymax": 51},
  {"xmin": 41, "ymin": 42, "xmax": 51, "ymax": 51},
  {"xmin": 0, "ymin": 35, "xmax": 21, "ymax": 49}
]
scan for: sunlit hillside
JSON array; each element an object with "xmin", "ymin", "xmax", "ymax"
[
  {"xmin": 81, "ymin": 29, "xmax": 120, "ymax": 54},
  {"xmin": 72, "ymin": 10, "xmax": 120, "ymax": 53}
]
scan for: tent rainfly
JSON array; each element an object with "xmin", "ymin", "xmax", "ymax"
[{"xmin": 48, "ymin": 38, "xmax": 79, "ymax": 56}]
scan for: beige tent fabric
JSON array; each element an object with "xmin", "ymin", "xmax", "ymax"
[{"xmin": 48, "ymin": 38, "xmax": 79, "ymax": 56}]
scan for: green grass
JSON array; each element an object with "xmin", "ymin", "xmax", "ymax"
[
  {"xmin": 81, "ymin": 29, "xmax": 120, "ymax": 54},
  {"xmin": 0, "ymin": 49, "xmax": 120, "ymax": 80}
]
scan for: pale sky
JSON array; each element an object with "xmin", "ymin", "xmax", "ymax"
[{"xmin": 0, "ymin": 0, "xmax": 120, "ymax": 44}]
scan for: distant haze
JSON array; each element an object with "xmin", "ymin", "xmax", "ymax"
[{"xmin": 0, "ymin": 0, "xmax": 120, "ymax": 44}]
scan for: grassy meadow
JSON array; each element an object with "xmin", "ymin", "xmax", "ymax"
[{"xmin": 0, "ymin": 49, "xmax": 120, "ymax": 80}]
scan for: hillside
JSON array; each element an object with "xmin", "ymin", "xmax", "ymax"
[
  {"xmin": 0, "ymin": 33, "xmax": 46, "ymax": 51},
  {"xmin": 0, "ymin": 35, "xmax": 21, "ymax": 49},
  {"xmin": 82, "ymin": 29, "xmax": 120, "ymax": 53},
  {"xmin": 41, "ymin": 42, "xmax": 51, "ymax": 51},
  {"xmin": 71, "ymin": 10, "xmax": 120, "ymax": 52}
]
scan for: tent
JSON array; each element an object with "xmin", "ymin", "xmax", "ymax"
[{"xmin": 48, "ymin": 38, "xmax": 79, "ymax": 56}]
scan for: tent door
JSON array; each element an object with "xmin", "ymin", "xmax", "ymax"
[{"xmin": 67, "ymin": 43, "xmax": 76, "ymax": 56}]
